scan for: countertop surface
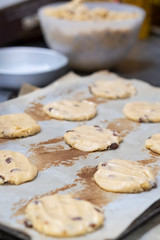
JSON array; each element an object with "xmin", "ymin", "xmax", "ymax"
[{"xmin": 0, "ymin": 34, "xmax": 160, "ymax": 240}]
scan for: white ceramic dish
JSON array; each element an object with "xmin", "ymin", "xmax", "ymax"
[
  {"xmin": 0, "ymin": 47, "xmax": 68, "ymax": 89},
  {"xmin": 38, "ymin": 2, "xmax": 145, "ymax": 71}
]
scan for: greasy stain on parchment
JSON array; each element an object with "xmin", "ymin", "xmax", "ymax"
[
  {"xmin": 0, "ymin": 138, "xmax": 16, "ymax": 145},
  {"xmin": 12, "ymin": 183, "xmax": 76, "ymax": 217},
  {"xmin": 12, "ymin": 159, "xmax": 119, "ymax": 219},
  {"xmin": 12, "ymin": 166, "xmax": 119, "ymax": 218},
  {"xmin": 85, "ymin": 96, "xmax": 108, "ymax": 105},
  {"xmin": 67, "ymin": 90, "xmax": 107, "ymax": 105},
  {"xmin": 139, "ymin": 149, "xmax": 160, "ymax": 174},
  {"xmin": 67, "ymin": 88, "xmax": 108, "ymax": 104},
  {"xmin": 74, "ymin": 165, "xmax": 120, "ymax": 207},
  {"xmin": 25, "ymin": 99, "xmax": 50, "ymax": 121},
  {"xmin": 107, "ymin": 118, "xmax": 140, "ymax": 137},
  {"xmin": 28, "ymin": 137, "xmax": 89, "ymax": 171}
]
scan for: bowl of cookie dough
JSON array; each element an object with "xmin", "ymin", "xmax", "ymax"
[{"xmin": 38, "ymin": 0, "xmax": 145, "ymax": 71}]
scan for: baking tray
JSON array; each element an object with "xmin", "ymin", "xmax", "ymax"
[{"xmin": 0, "ymin": 71, "xmax": 160, "ymax": 240}]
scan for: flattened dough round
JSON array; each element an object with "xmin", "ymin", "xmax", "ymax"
[
  {"xmin": 0, "ymin": 151, "xmax": 38, "ymax": 185},
  {"xmin": 145, "ymin": 134, "xmax": 160, "ymax": 154},
  {"xmin": 64, "ymin": 125, "xmax": 122, "ymax": 152},
  {"xmin": 43, "ymin": 100, "xmax": 97, "ymax": 121},
  {"xmin": 0, "ymin": 113, "xmax": 41, "ymax": 138},
  {"xmin": 94, "ymin": 159, "xmax": 156, "ymax": 193},
  {"xmin": 90, "ymin": 79, "xmax": 136, "ymax": 99},
  {"xmin": 123, "ymin": 102, "xmax": 160, "ymax": 123},
  {"xmin": 25, "ymin": 194, "xmax": 104, "ymax": 237}
]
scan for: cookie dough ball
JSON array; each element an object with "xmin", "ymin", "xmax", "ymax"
[
  {"xmin": 0, "ymin": 151, "xmax": 38, "ymax": 185},
  {"xmin": 64, "ymin": 125, "xmax": 122, "ymax": 152},
  {"xmin": 43, "ymin": 100, "xmax": 97, "ymax": 121},
  {"xmin": 0, "ymin": 113, "xmax": 41, "ymax": 138},
  {"xmin": 145, "ymin": 134, "xmax": 160, "ymax": 154},
  {"xmin": 123, "ymin": 102, "xmax": 160, "ymax": 123},
  {"xmin": 94, "ymin": 159, "xmax": 156, "ymax": 193},
  {"xmin": 25, "ymin": 194, "xmax": 104, "ymax": 237},
  {"xmin": 90, "ymin": 79, "xmax": 136, "ymax": 99}
]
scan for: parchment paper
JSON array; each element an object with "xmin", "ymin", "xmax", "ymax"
[{"xmin": 0, "ymin": 70, "xmax": 160, "ymax": 240}]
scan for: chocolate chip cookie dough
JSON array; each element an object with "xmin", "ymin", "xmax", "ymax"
[
  {"xmin": 25, "ymin": 194, "xmax": 104, "ymax": 237},
  {"xmin": 0, "ymin": 113, "xmax": 41, "ymax": 138},
  {"xmin": 94, "ymin": 159, "xmax": 156, "ymax": 193},
  {"xmin": 43, "ymin": 100, "xmax": 97, "ymax": 121},
  {"xmin": 0, "ymin": 151, "xmax": 38, "ymax": 185},
  {"xmin": 145, "ymin": 134, "xmax": 160, "ymax": 154},
  {"xmin": 64, "ymin": 125, "xmax": 122, "ymax": 151},
  {"xmin": 123, "ymin": 102, "xmax": 160, "ymax": 123},
  {"xmin": 90, "ymin": 79, "xmax": 136, "ymax": 99}
]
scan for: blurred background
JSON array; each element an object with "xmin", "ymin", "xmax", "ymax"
[
  {"xmin": 0, "ymin": 0, "xmax": 159, "ymax": 46},
  {"xmin": 0, "ymin": 0, "xmax": 159, "ymax": 102}
]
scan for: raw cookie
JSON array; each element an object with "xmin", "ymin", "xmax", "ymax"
[
  {"xmin": 123, "ymin": 102, "xmax": 160, "ymax": 123},
  {"xmin": 90, "ymin": 79, "xmax": 136, "ymax": 99},
  {"xmin": 94, "ymin": 159, "xmax": 156, "ymax": 193},
  {"xmin": 64, "ymin": 125, "xmax": 122, "ymax": 152},
  {"xmin": 145, "ymin": 134, "xmax": 160, "ymax": 154},
  {"xmin": 25, "ymin": 194, "xmax": 104, "ymax": 237},
  {"xmin": 43, "ymin": 100, "xmax": 97, "ymax": 121},
  {"xmin": 0, "ymin": 151, "xmax": 38, "ymax": 185},
  {"xmin": 0, "ymin": 113, "xmax": 41, "ymax": 138}
]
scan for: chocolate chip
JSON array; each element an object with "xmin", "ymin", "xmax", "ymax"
[
  {"xmin": 34, "ymin": 200, "xmax": 40, "ymax": 205},
  {"xmin": 109, "ymin": 143, "xmax": 118, "ymax": 150},
  {"xmin": 72, "ymin": 217, "xmax": 82, "ymax": 221},
  {"xmin": 94, "ymin": 125, "xmax": 103, "ymax": 132},
  {"xmin": 89, "ymin": 223, "xmax": 96, "ymax": 228},
  {"xmin": 148, "ymin": 136, "xmax": 151, "ymax": 139},
  {"xmin": 73, "ymin": 197, "xmax": 81, "ymax": 200},
  {"xmin": 10, "ymin": 169, "xmax": 20, "ymax": 172},
  {"xmin": 109, "ymin": 174, "xmax": 115, "ymax": 177},
  {"xmin": 66, "ymin": 130, "xmax": 74, "ymax": 133},
  {"xmin": 0, "ymin": 175, "xmax": 5, "ymax": 181},
  {"xmin": 101, "ymin": 163, "xmax": 106, "ymax": 167},
  {"xmin": 74, "ymin": 104, "xmax": 79, "ymax": 107},
  {"xmin": 113, "ymin": 131, "xmax": 118, "ymax": 136},
  {"xmin": 24, "ymin": 219, "xmax": 33, "ymax": 228},
  {"xmin": 94, "ymin": 207, "xmax": 101, "ymax": 213},
  {"xmin": 5, "ymin": 157, "xmax": 13, "ymax": 164},
  {"xmin": 152, "ymin": 183, "xmax": 157, "ymax": 188},
  {"xmin": 48, "ymin": 107, "xmax": 53, "ymax": 112},
  {"xmin": 139, "ymin": 118, "xmax": 144, "ymax": 123}
]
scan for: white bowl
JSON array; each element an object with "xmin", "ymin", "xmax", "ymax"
[
  {"xmin": 0, "ymin": 47, "xmax": 68, "ymax": 89},
  {"xmin": 38, "ymin": 2, "xmax": 145, "ymax": 71}
]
